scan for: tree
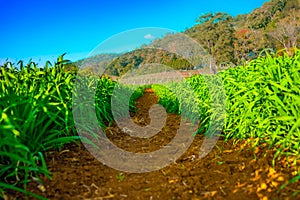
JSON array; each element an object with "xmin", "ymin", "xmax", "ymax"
[
  {"xmin": 234, "ymin": 28, "xmax": 273, "ymax": 63},
  {"xmin": 246, "ymin": 0, "xmax": 287, "ymax": 29},
  {"xmin": 233, "ymin": 29, "xmax": 253, "ymax": 63},
  {"xmin": 196, "ymin": 13, "xmax": 213, "ymax": 24},
  {"xmin": 186, "ymin": 12, "xmax": 235, "ymax": 73},
  {"xmin": 268, "ymin": 9, "xmax": 300, "ymax": 53}
]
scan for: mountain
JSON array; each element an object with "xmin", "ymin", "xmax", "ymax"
[
  {"xmin": 76, "ymin": 0, "xmax": 300, "ymax": 76},
  {"xmin": 75, "ymin": 53, "xmax": 121, "ymax": 74}
]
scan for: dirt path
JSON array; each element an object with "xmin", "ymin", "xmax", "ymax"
[{"xmin": 8, "ymin": 89, "xmax": 300, "ymax": 199}]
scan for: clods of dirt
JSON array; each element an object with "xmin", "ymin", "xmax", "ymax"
[{"xmin": 6, "ymin": 89, "xmax": 300, "ymax": 199}]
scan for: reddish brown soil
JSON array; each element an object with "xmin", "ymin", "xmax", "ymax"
[{"xmin": 6, "ymin": 89, "xmax": 300, "ymax": 200}]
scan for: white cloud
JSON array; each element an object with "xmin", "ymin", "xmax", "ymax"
[{"xmin": 144, "ymin": 34, "xmax": 155, "ymax": 40}]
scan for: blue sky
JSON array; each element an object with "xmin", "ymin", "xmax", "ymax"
[{"xmin": 0, "ymin": 0, "xmax": 268, "ymax": 66}]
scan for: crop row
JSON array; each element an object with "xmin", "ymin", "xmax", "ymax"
[
  {"xmin": 152, "ymin": 48, "xmax": 300, "ymax": 160},
  {"xmin": 1, "ymin": 48, "xmax": 299, "ymax": 198},
  {"xmin": 0, "ymin": 56, "xmax": 143, "ymax": 199}
]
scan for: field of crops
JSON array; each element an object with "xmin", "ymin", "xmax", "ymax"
[
  {"xmin": 153, "ymin": 49, "xmax": 300, "ymax": 158},
  {"xmin": 1, "ymin": 49, "xmax": 300, "ymax": 199}
]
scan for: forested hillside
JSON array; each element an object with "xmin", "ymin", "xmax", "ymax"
[{"xmin": 77, "ymin": 0, "xmax": 300, "ymax": 76}]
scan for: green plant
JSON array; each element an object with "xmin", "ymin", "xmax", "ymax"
[
  {"xmin": 153, "ymin": 48, "xmax": 300, "ymax": 161},
  {"xmin": 0, "ymin": 54, "xmax": 79, "ymax": 199},
  {"xmin": 116, "ymin": 172, "xmax": 125, "ymax": 182},
  {"xmin": 152, "ymin": 48, "xmax": 300, "ymax": 194}
]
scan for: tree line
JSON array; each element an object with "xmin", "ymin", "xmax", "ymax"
[{"xmin": 77, "ymin": 0, "xmax": 300, "ymax": 76}]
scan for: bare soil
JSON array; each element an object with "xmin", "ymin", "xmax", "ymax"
[{"xmin": 6, "ymin": 89, "xmax": 300, "ymax": 199}]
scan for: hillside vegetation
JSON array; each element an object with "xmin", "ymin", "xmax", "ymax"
[{"xmin": 77, "ymin": 0, "xmax": 300, "ymax": 76}]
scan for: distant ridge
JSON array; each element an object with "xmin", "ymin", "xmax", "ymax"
[{"xmin": 76, "ymin": 0, "xmax": 299, "ymax": 76}]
